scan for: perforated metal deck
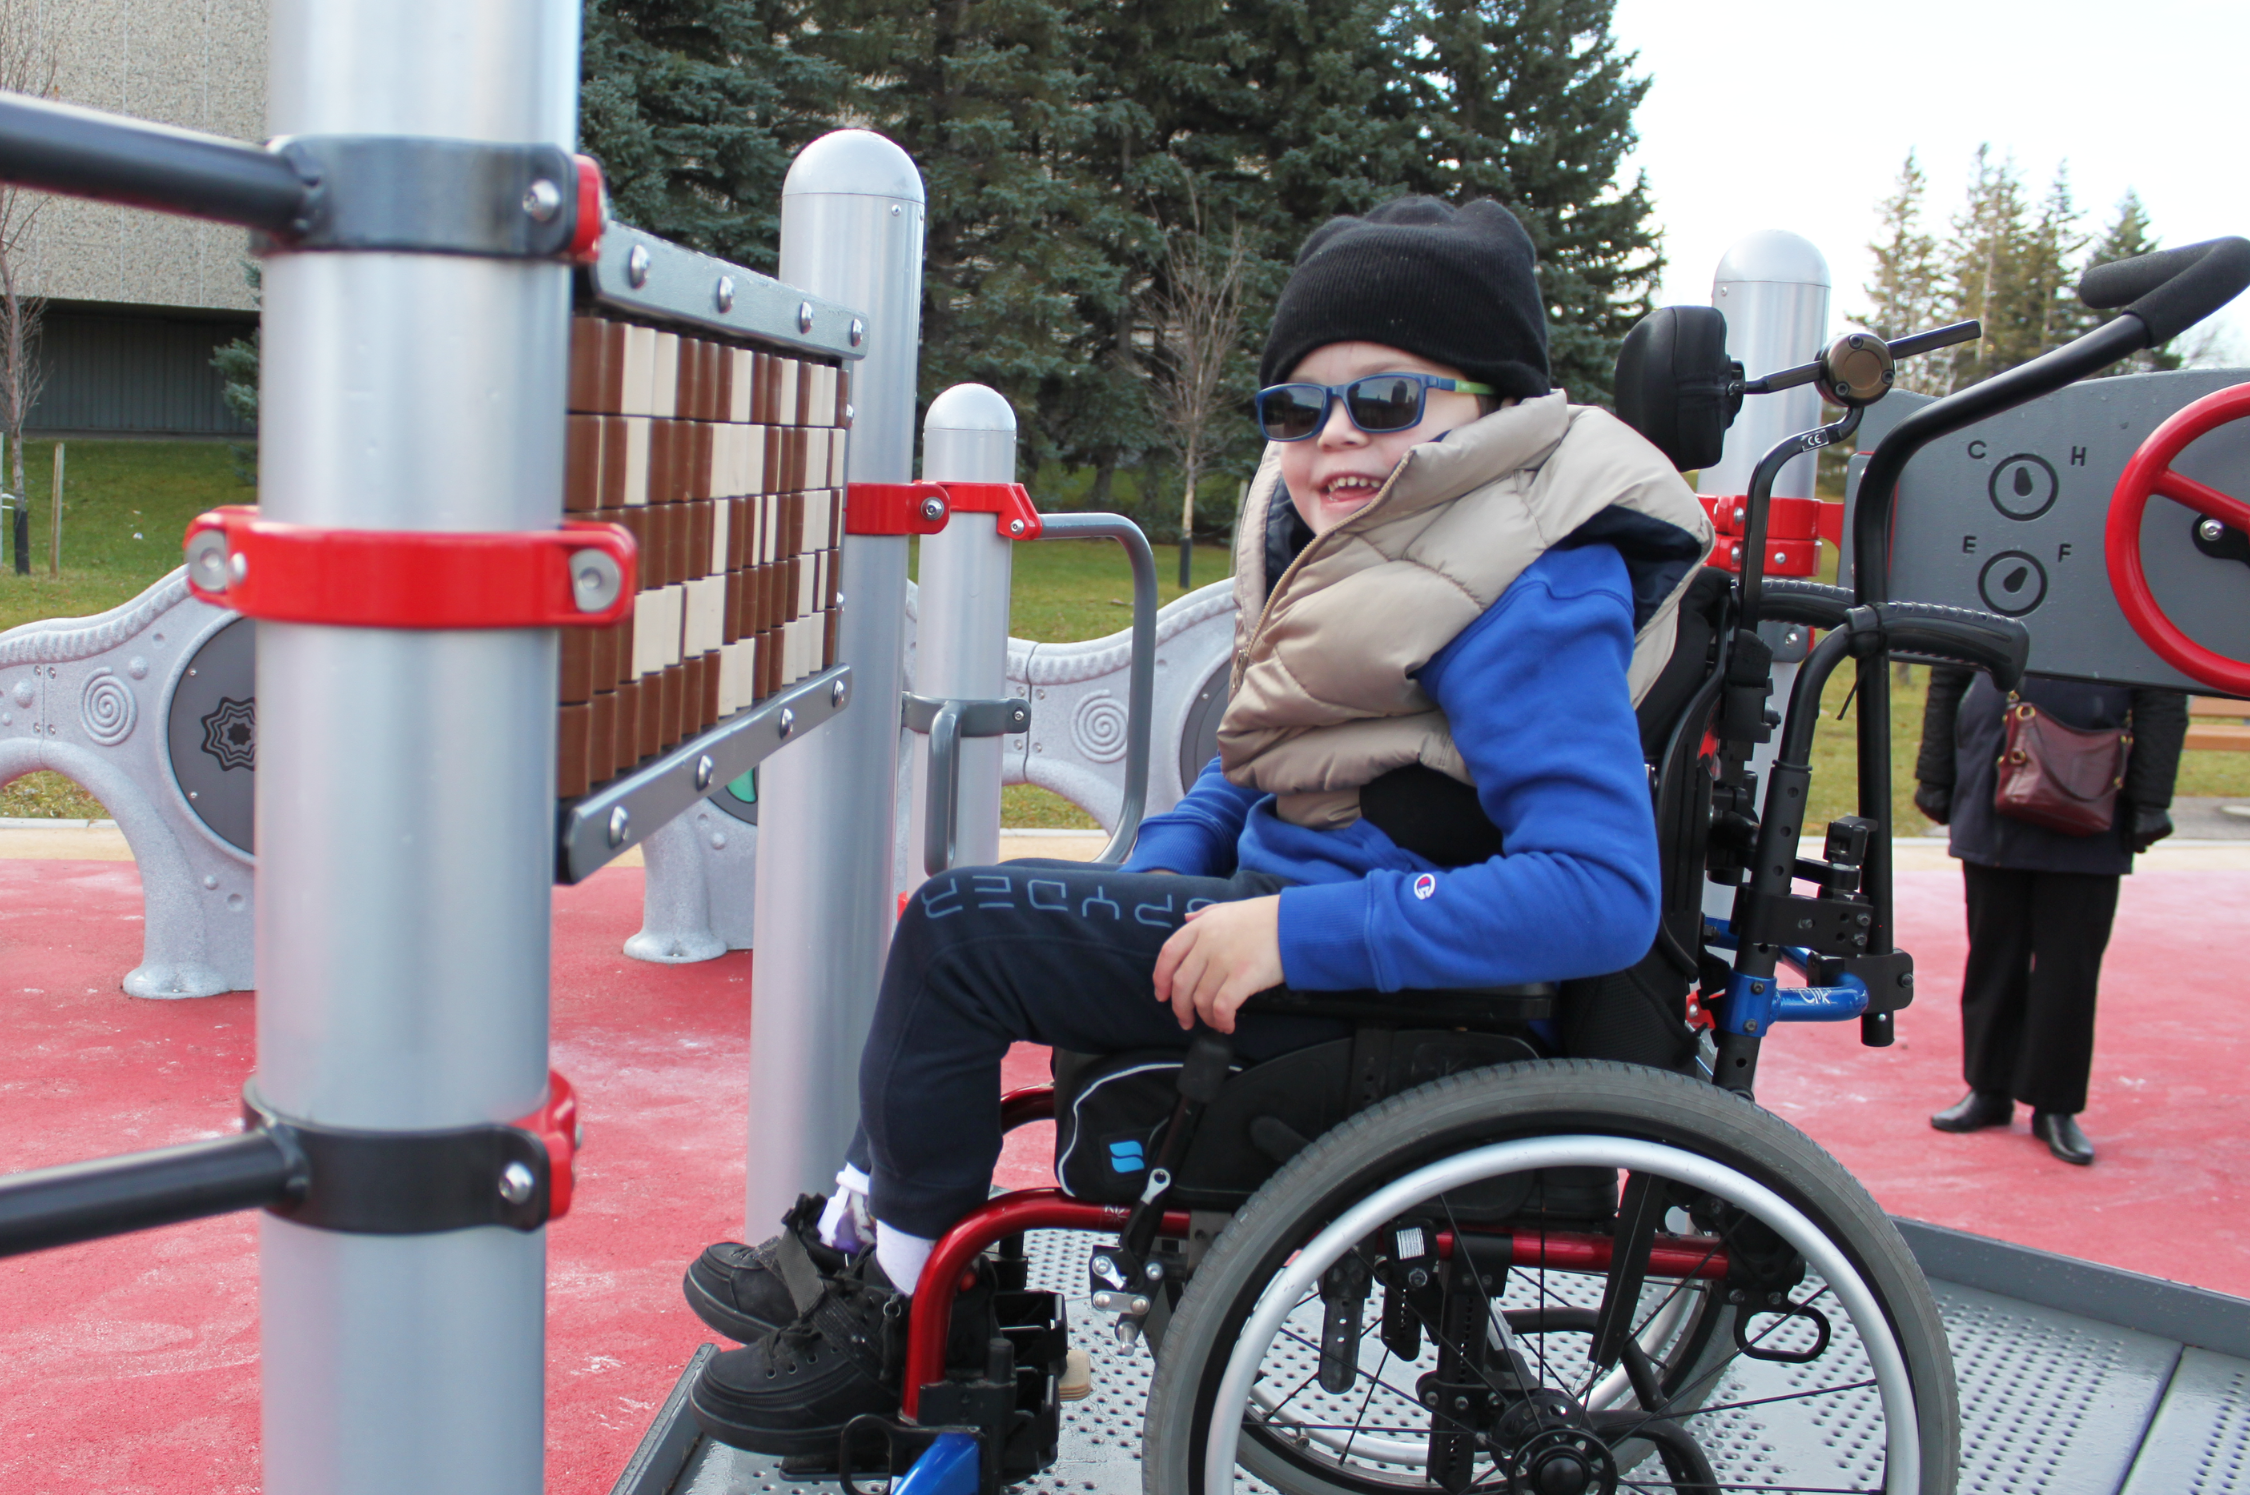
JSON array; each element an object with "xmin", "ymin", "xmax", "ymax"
[{"xmin": 616, "ymin": 1223, "xmax": 2250, "ymax": 1495}]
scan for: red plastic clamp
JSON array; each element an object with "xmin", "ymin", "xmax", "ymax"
[
  {"xmin": 184, "ymin": 506, "xmax": 637, "ymax": 629},
  {"xmin": 1700, "ymin": 493, "xmax": 1827, "ymax": 541},
  {"xmin": 513, "ymin": 1070, "xmax": 580, "ymax": 1221},
  {"xmin": 846, "ymin": 481, "xmax": 955, "ymax": 537},
  {"xmin": 938, "ymin": 481, "xmax": 1044, "ymax": 540},
  {"xmin": 568, "ymin": 155, "xmax": 608, "ymax": 266},
  {"xmin": 1714, "ymin": 535, "xmax": 1821, "ymax": 577}
]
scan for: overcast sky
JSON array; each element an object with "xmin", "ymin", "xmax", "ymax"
[{"xmin": 1610, "ymin": 0, "xmax": 2250, "ymax": 366}]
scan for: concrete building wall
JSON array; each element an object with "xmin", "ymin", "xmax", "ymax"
[{"xmin": 25, "ymin": 0, "xmax": 267, "ymax": 314}]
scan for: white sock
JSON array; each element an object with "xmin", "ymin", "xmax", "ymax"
[
  {"xmin": 875, "ymin": 1221, "xmax": 935, "ymax": 1294},
  {"xmin": 816, "ymin": 1165, "xmax": 875, "ymax": 1254}
]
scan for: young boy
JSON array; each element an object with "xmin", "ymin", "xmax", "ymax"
[{"xmin": 687, "ymin": 196, "xmax": 1713, "ymax": 1454}]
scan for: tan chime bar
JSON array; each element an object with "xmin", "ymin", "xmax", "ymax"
[{"xmin": 556, "ymin": 315, "xmax": 850, "ymax": 801}]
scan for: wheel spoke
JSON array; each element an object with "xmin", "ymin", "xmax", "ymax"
[
  {"xmin": 2154, "ymin": 465, "xmax": 2250, "ymax": 533},
  {"xmin": 1595, "ymin": 1283, "xmax": 1854, "ymax": 1448},
  {"xmin": 1267, "ymin": 1322, "xmax": 1431, "ymax": 1418},
  {"xmin": 1340, "ymin": 1342, "xmax": 1394, "ymax": 1462},
  {"xmin": 1436, "ymin": 1190, "xmax": 1559, "ymax": 1395},
  {"xmin": 1618, "ymin": 1481, "xmax": 1881, "ymax": 1494}
]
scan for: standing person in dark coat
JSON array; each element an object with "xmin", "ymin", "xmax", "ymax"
[{"xmin": 1913, "ymin": 670, "xmax": 2187, "ymax": 1164}]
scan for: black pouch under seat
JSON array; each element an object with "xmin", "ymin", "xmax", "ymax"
[{"xmin": 1052, "ymin": 1031, "xmax": 1602, "ymax": 1215}]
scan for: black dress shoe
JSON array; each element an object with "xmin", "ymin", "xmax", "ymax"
[
  {"xmin": 2032, "ymin": 1111, "xmax": 2095, "ymax": 1165},
  {"xmin": 1930, "ymin": 1089, "xmax": 2013, "ymax": 1133}
]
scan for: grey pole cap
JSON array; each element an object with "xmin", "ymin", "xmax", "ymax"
[
  {"xmin": 1713, "ymin": 229, "xmax": 1831, "ymax": 290},
  {"xmin": 782, "ymin": 129, "xmax": 925, "ymax": 205}
]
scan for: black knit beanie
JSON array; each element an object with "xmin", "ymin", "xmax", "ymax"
[{"xmin": 1259, "ymin": 196, "xmax": 1549, "ymax": 401}]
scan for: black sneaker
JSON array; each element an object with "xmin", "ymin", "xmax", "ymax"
[
  {"xmin": 683, "ymin": 1194, "xmax": 847, "ymax": 1342},
  {"xmin": 689, "ymin": 1250, "xmax": 910, "ymax": 1456}
]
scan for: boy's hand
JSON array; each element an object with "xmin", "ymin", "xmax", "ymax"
[{"xmin": 1153, "ymin": 896, "xmax": 1283, "ymax": 1034}]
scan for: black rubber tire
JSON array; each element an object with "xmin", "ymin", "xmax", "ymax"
[{"xmin": 1140, "ymin": 1058, "xmax": 1959, "ymax": 1495}]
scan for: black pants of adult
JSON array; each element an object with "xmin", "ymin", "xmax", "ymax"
[
  {"xmin": 842, "ymin": 861, "xmax": 1347, "ymax": 1239},
  {"xmin": 1958, "ymin": 862, "xmax": 2121, "ymax": 1115}
]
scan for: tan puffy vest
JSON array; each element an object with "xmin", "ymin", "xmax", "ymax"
[{"xmin": 1219, "ymin": 391, "xmax": 1714, "ymax": 829}]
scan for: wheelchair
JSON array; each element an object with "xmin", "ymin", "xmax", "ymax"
[{"xmin": 847, "ymin": 241, "xmax": 2250, "ymax": 1495}]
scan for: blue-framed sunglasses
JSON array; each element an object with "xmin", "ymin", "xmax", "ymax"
[{"xmin": 1253, "ymin": 372, "xmax": 1496, "ymax": 442}]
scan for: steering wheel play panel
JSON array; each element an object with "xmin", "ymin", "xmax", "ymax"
[{"xmin": 2108, "ymin": 380, "xmax": 2250, "ymax": 695}]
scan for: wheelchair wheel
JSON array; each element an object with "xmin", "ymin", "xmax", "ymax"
[{"xmin": 1142, "ymin": 1059, "xmax": 1957, "ymax": 1495}]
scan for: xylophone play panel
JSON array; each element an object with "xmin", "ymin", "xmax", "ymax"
[{"xmin": 556, "ymin": 313, "xmax": 848, "ymax": 803}]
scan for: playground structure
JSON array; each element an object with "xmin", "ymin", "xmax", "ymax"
[{"xmin": 0, "ymin": 5, "xmax": 2243, "ymax": 1492}]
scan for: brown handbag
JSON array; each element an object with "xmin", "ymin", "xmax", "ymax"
[{"xmin": 1992, "ymin": 693, "xmax": 2132, "ymax": 836}]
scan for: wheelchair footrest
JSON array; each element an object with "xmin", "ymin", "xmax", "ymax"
[{"xmin": 849, "ymin": 1287, "xmax": 1067, "ymax": 1494}]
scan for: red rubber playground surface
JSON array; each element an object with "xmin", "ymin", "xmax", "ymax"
[{"xmin": 1, "ymin": 850, "xmax": 2245, "ymax": 1493}]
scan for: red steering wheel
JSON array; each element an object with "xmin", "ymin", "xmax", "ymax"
[{"xmin": 2106, "ymin": 381, "xmax": 2250, "ymax": 695}]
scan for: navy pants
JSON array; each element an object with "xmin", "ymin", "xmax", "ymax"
[{"xmin": 845, "ymin": 861, "xmax": 1346, "ymax": 1237}]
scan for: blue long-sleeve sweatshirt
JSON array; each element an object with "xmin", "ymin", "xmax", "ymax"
[{"xmin": 1123, "ymin": 543, "xmax": 1660, "ymax": 991}]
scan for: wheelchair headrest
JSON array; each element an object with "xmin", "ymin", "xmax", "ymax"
[{"xmin": 1614, "ymin": 306, "xmax": 1744, "ymax": 472}]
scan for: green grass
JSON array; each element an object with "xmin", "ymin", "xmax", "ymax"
[
  {"xmin": 0, "ymin": 439, "xmax": 246, "ymax": 819},
  {"xmin": 0, "ymin": 439, "xmax": 245, "ymax": 632},
  {"xmin": 981, "ymin": 538, "xmax": 1236, "ymax": 828}
]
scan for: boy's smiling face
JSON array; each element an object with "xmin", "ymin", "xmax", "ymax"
[{"xmin": 1277, "ymin": 341, "xmax": 1490, "ymax": 537}]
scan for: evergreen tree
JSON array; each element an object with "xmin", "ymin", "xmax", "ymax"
[
  {"xmin": 2018, "ymin": 166, "xmax": 2093, "ymax": 362},
  {"xmin": 1941, "ymin": 146, "xmax": 2035, "ymax": 389},
  {"xmin": 1402, "ymin": 0, "xmax": 1662, "ymax": 406},
  {"xmin": 1854, "ymin": 151, "xmax": 1948, "ymax": 394},
  {"xmin": 2084, "ymin": 190, "xmax": 2183, "ymax": 376},
  {"xmin": 578, "ymin": 0, "xmax": 843, "ymax": 273},
  {"xmin": 576, "ymin": 0, "xmax": 1667, "ymax": 482}
]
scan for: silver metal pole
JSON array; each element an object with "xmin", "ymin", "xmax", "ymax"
[
  {"xmin": 255, "ymin": 3, "xmax": 575, "ymax": 1492},
  {"xmin": 1699, "ymin": 230, "xmax": 1830, "ymax": 928},
  {"xmin": 745, "ymin": 130, "xmax": 925, "ymax": 1232},
  {"xmin": 1701, "ymin": 230, "xmax": 1832, "ymax": 502},
  {"xmin": 908, "ymin": 384, "xmax": 1018, "ymax": 885}
]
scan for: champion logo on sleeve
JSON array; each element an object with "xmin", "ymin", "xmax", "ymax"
[{"xmin": 1412, "ymin": 873, "xmax": 1437, "ymax": 901}]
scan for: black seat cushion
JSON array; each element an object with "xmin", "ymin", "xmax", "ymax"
[{"xmin": 1052, "ymin": 1030, "xmax": 1543, "ymax": 1210}]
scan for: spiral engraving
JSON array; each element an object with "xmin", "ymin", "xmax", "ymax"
[
  {"xmin": 1069, "ymin": 690, "xmax": 1129, "ymax": 764},
  {"xmin": 79, "ymin": 668, "xmax": 136, "ymax": 746}
]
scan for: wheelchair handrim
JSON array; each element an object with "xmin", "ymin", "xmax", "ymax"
[{"xmin": 1201, "ymin": 1134, "xmax": 1923, "ymax": 1495}]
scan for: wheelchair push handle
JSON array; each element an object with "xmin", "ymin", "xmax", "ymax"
[
  {"xmin": 1866, "ymin": 602, "xmax": 2031, "ymax": 690},
  {"xmin": 2078, "ymin": 236, "xmax": 2250, "ymax": 349},
  {"xmin": 1758, "ymin": 579, "xmax": 1850, "ymax": 631}
]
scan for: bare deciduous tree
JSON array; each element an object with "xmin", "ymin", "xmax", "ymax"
[
  {"xmin": 1149, "ymin": 177, "xmax": 1248, "ymax": 590},
  {"xmin": 0, "ymin": 2, "xmax": 56, "ymax": 576}
]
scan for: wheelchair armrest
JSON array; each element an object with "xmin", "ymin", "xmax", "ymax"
[{"xmin": 1240, "ymin": 983, "xmax": 1556, "ymax": 1029}]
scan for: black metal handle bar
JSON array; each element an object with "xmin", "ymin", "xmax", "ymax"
[
  {"xmin": 0, "ymin": 1129, "xmax": 306, "ymax": 1259},
  {"xmin": 0, "ymin": 90, "xmax": 311, "ymax": 233},
  {"xmin": 2079, "ymin": 236, "xmax": 2250, "ymax": 347},
  {"xmin": 1736, "ymin": 405, "xmax": 1860, "ymax": 630},
  {"xmin": 1739, "ymin": 320, "xmax": 1981, "ymax": 396}
]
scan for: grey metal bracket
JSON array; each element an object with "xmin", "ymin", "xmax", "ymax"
[
  {"xmin": 241, "ymin": 1086, "xmax": 556, "ymax": 1235},
  {"xmin": 904, "ymin": 691, "xmax": 1031, "ymax": 876},
  {"xmin": 583, "ymin": 222, "xmax": 868, "ymax": 361},
  {"xmin": 257, "ymin": 135, "xmax": 580, "ymax": 257},
  {"xmin": 556, "ymin": 663, "xmax": 853, "ymax": 884}
]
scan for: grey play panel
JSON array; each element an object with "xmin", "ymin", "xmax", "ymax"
[{"xmin": 619, "ymin": 1225, "xmax": 2250, "ymax": 1495}]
